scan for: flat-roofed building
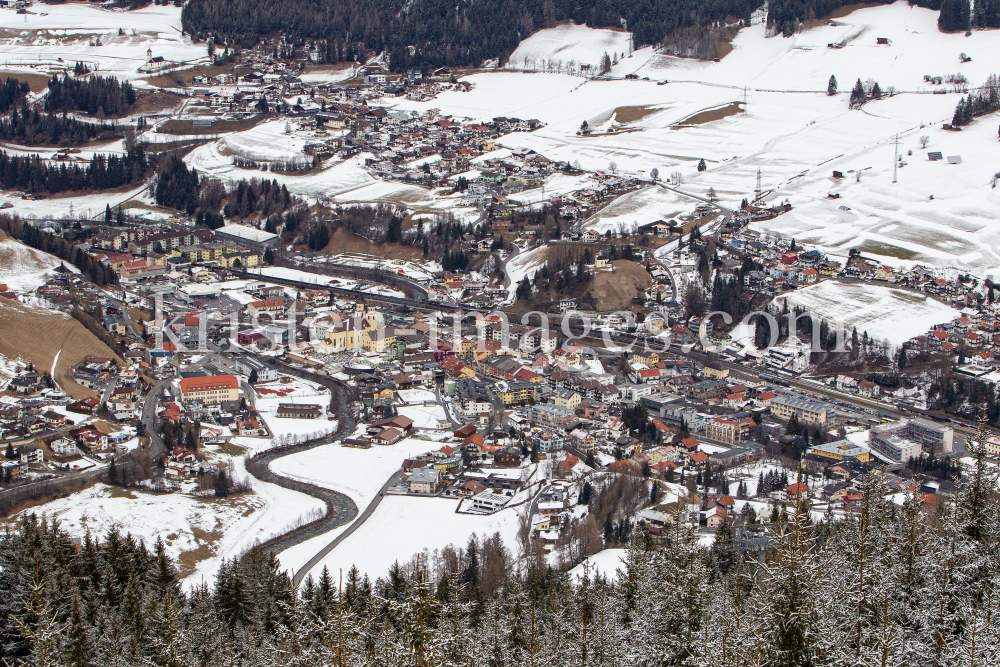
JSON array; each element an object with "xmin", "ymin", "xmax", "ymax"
[
  {"xmin": 870, "ymin": 418, "xmax": 954, "ymax": 458},
  {"xmin": 275, "ymin": 403, "xmax": 322, "ymax": 419},
  {"xmin": 216, "ymin": 224, "xmax": 280, "ymax": 249},
  {"xmin": 806, "ymin": 439, "xmax": 873, "ymax": 464},
  {"xmin": 470, "ymin": 490, "xmax": 509, "ymax": 513},
  {"xmin": 770, "ymin": 394, "xmax": 828, "ymax": 426}
]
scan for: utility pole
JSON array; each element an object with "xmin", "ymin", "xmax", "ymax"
[
  {"xmin": 892, "ymin": 133, "xmax": 899, "ymax": 183},
  {"xmin": 742, "ymin": 86, "xmax": 748, "ymax": 113}
]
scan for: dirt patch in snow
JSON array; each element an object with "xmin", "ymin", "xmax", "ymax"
[
  {"xmin": 322, "ymin": 227, "xmax": 424, "ymax": 261},
  {"xmin": 0, "ymin": 70, "xmax": 52, "ymax": 93},
  {"xmin": 178, "ymin": 523, "xmax": 224, "ymax": 577},
  {"xmin": 613, "ymin": 105, "xmax": 662, "ymax": 123},
  {"xmin": 672, "ymin": 101, "xmax": 744, "ymax": 128},
  {"xmin": 587, "ymin": 260, "xmax": 650, "ymax": 311},
  {"xmin": 132, "ymin": 89, "xmax": 185, "ymax": 115}
]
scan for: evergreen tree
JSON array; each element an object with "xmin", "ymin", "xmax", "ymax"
[
  {"xmin": 785, "ymin": 411, "xmax": 801, "ymax": 435},
  {"xmin": 850, "ymin": 78, "xmax": 867, "ymax": 108},
  {"xmin": 827, "ymin": 74, "xmax": 837, "ymax": 95}
]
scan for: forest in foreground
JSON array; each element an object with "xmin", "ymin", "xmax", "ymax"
[{"xmin": 1, "ymin": 420, "xmax": 997, "ymax": 667}]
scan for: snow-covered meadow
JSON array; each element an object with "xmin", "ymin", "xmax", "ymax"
[
  {"xmin": 0, "ymin": 4, "xmax": 204, "ymax": 79},
  {"xmin": 16, "ymin": 473, "xmax": 325, "ymax": 588},
  {"xmin": 0, "ymin": 237, "xmax": 78, "ymax": 291},
  {"xmin": 379, "ymin": 2, "xmax": 1000, "ymax": 275},
  {"xmin": 290, "ymin": 496, "xmax": 523, "ymax": 580},
  {"xmin": 780, "ymin": 281, "xmax": 959, "ymax": 346}
]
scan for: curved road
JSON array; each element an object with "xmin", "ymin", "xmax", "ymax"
[{"xmin": 291, "ymin": 468, "xmax": 403, "ymax": 586}]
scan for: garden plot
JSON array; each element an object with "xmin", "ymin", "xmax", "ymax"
[{"xmin": 780, "ymin": 281, "xmax": 959, "ymax": 346}]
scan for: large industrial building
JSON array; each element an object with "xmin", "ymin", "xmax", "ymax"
[{"xmin": 215, "ymin": 224, "xmax": 280, "ymax": 250}]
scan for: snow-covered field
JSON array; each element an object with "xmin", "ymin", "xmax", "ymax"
[
  {"xmin": 781, "ymin": 281, "xmax": 959, "ymax": 345},
  {"xmin": 250, "ymin": 376, "xmax": 336, "ymax": 443},
  {"xmin": 296, "ymin": 496, "xmax": 523, "ymax": 580},
  {"xmin": 507, "ymin": 24, "xmax": 633, "ymax": 74},
  {"xmin": 397, "ymin": 404, "xmax": 449, "ymax": 429},
  {"xmin": 17, "ymin": 475, "xmax": 324, "ymax": 588},
  {"xmin": 381, "ymin": 2, "xmax": 1000, "ymax": 275},
  {"xmin": 0, "ymin": 186, "xmax": 146, "ymax": 220},
  {"xmin": 582, "ymin": 185, "xmax": 691, "ymax": 233},
  {"xmin": 0, "ymin": 238, "xmax": 78, "ymax": 291},
  {"xmin": 569, "ymin": 547, "xmax": 628, "ymax": 582},
  {"xmin": 220, "ymin": 120, "xmax": 313, "ymax": 161},
  {"xmin": 247, "ymin": 266, "xmax": 407, "ymax": 299},
  {"xmin": 269, "ymin": 437, "xmax": 435, "ymax": 508},
  {"xmin": 0, "ymin": 4, "xmax": 204, "ymax": 80}
]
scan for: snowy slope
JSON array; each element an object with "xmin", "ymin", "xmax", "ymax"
[
  {"xmin": 382, "ymin": 2, "xmax": 1000, "ymax": 275},
  {"xmin": 21, "ymin": 477, "xmax": 324, "ymax": 588},
  {"xmin": 508, "ymin": 24, "xmax": 633, "ymax": 72},
  {"xmin": 0, "ymin": 238, "xmax": 78, "ymax": 292},
  {"xmin": 297, "ymin": 496, "xmax": 523, "ymax": 580},
  {"xmin": 780, "ymin": 281, "xmax": 959, "ymax": 346}
]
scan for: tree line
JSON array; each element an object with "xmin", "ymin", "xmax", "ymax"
[
  {"xmin": 0, "ymin": 146, "xmax": 148, "ymax": 194},
  {"xmin": 0, "ymin": 107, "xmax": 116, "ymax": 146},
  {"xmin": 0, "ymin": 214, "xmax": 118, "ymax": 285},
  {"xmin": 769, "ymin": 0, "xmax": 999, "ymax": 35},
  {"xmin": 0, "ymin": 77, "xmax": 29, "ymax": 113},
  {"xmin": 182, "ymin": 0, "xmax": 760, "ymax": 72},
  {"xmin": 2, "ymin": 427, "xmax": 998, "ymax": 666},
  {"xmin": 155, "ymin": 155, "xmax": 294, "ymax": 220},
  {"xmin": 44, "ymin": 74, "xmax": 136, "ymax": 117},
  {"xmin": 951, "ymin": 73, "xmax": 1000, "ymax": 126}
]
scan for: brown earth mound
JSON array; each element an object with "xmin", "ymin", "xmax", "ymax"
[
  {"xmin": 0, "ymin": 298, "xmax": 123, "ymax": 399},
  {"xmin": 587, "ymin": 260, "xmax": 651, "ymax": 311}
]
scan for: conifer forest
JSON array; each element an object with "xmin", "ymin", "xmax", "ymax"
[{"xmin": 1, "ymin": 419, "xmax": 997, "ymax": 667}]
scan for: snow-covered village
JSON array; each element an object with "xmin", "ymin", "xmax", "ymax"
[{"xmin": 0, "ymin": 1, "xmax": 998, "ymax": 665}]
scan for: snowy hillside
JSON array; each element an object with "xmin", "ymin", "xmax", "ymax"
[
  {"xmin": 0, "ymin": 238, "xmax": 77, "ymax": 292},
  {"xmin": 781, "ymin": 281, "xmax": 960, "ymax": 346},
  {"xmin": 386, "ymin": 2, "xmax": 1000, "ymax": 275},
  {"xmin": 507, "ymin": 23, "xmax": 633, "ymax": 72}
]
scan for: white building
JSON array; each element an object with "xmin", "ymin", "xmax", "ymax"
[{"xmin": 470, "ymin": 490, "xmax": 509, "ymax": 513}]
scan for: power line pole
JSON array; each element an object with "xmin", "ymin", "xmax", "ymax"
[
  {"xmin": 754, "ymin": 167, "xmax": 762, "ymax": 203},
  {"xmin": 892, "ymin": 133, "xmax": 899, "ymax": 184}
]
